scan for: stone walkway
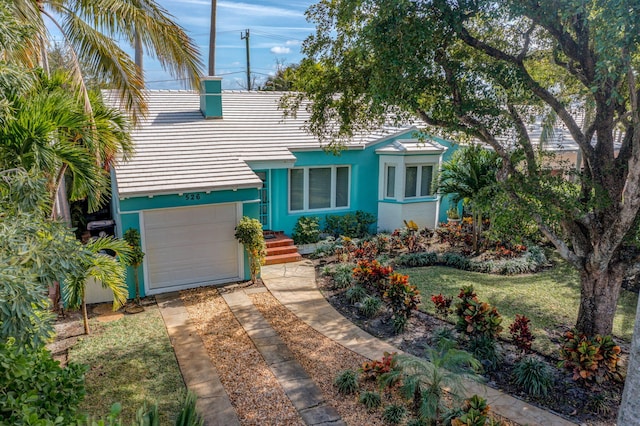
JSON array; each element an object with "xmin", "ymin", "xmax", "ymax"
[
  {"xmin": 261, "ymin": 260, "xmax": 577, "ymax": 426},
  {"xmin": 157, "ymin": 259, "xmax": 577, "ymax": 426},
  {"xmin": 222, "ymin": 288, "xmax": 345, "ymax": 426},
  {"xmin": 156, "ymin": 293, "xmax": 240, "ymax": 426}
]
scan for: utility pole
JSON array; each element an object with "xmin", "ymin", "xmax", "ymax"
[{"xmin": 241, "ymin": 29, "xmax": 251, "ymax": 91}]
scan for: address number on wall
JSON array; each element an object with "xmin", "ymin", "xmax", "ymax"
[{"xmin": 184, "ymin": 193, "xmax": 201, "ymax": 201}]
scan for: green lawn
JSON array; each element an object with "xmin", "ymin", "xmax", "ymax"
[
  {"xmin": 68, "ymin": 304, "xmax": 185, "ymax": 425},
  {"xmin": 399, "ymin": 262, "xmax": 638, "ymax": 355}
]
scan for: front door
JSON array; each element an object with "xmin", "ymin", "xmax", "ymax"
[{"xmin": 256, "ymin": 171, "xmax": 269, "ymax": 229}]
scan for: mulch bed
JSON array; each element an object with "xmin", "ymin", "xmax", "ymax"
[{"xmin": 316, "ymin": 264, "xmax": 623, "ymax": 426}]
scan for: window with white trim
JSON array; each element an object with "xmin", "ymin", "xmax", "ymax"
[
  {"xmin": 289, "ymin": 166, "xmax": 350, "ymax": 211},
  {"xmin": 385, "ymin": 165, "xmax": 396, "ymax": 198},
  {"xmin": 404, "ymin": 165, "xmax": 433, "ymax": 198}
]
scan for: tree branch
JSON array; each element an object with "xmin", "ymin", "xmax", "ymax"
[
  {"xmin": 506, "ymin": 104, "xmax": 538, "ymax": 175},
  {"xmin": 457, "ymin": 27, "xmax": 594, "ymax": 164}
]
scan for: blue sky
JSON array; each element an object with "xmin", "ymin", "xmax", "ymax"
[{"xmin": 144, "ymin": 0, "xmax": 316, "ymax": 89}]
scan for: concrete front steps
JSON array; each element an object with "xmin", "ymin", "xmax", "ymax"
[{"xmin": 264, "ymin": 231, "xmax": 302, "ymax": 265}]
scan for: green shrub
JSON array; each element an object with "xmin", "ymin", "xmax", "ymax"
[
  {"xmin": 361, "ymin": 296, "xmax": 383, "ymax": 318},
  {"xmin": 441, "ymin": 252, "xmax": 471, "ymax": 270},
  {"xmin": 406, "ymin": 418, "xmax": 428, "ymax": 426},
  {"xmin": 292, "ymin": 216, "xmax": 321, "ymax": 244},
  {"xmin": 234, "ymin": 217, "xmax": 266, "ymax": 283},
  {"xmin": 382, "ymin": 404, "xmax": 407, "ymax": 424},
  {"xmin": 359, "ymin": 391, "xmax": 382, "ymax": 410},
  {"xmin": 512, "ymin": 356, "xmax": 553, "ymax": 398},
  {"xmin": 334, "ymin": 370, "xmax": 359, "ymax": 395},
  {"xmin": 559, "ymin": 329, "xmax": 621, "ymax": 384},
  {"xmin": 333, "ymin": 263, "xmax": 355, "ymax": 288},
  {"xmin": 0, "ymin": 341, "xmax": 87, "ymax": 425},
  {"xmin": 467, "ymin": 336, "xmax": 502, "ymax": 372},
  {"xmin": 324, "ymin": 210, "xmax": 376, "ymax": 238},
  {"xmin": 345, "ymin": 285, "xmax": 368, "ymax": 304},
  {"xmin": 395, "ymin": 252, "xmax": 438, "ymax": 267}
]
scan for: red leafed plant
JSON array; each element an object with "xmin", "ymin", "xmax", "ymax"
[
  {"xmin": 431, "ymin": 293, "xmax": 453, "ymax": 317},
  {"xmin": 559, "ymin": 329, "xmax": 622, "ymax": 384},
  {"xmin": 360, "ymin": 352, "xmax": 398, "ymax": 381},
  {"xmin": 383, "ymin": 273, "xmax": 421, "ymax": 319},
  {"xmin": 509, "ymin": 314, "xmax": 535, "ymax": 353},
  {"xmin": 352, "ymin": 259, "xmax": 393, "ymax": 289}
]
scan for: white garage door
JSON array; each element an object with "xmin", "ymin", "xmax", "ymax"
[{"xmin": 143, "ymin": 203, "xmax": 240, "ymax": 293}]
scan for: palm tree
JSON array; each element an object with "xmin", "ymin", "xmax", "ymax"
[
  {"xmin": 438, "ymin": 145, "xmax": 501, "ymax": 252},
  {"xmin": 64, "ymin": 236, "xmax": 133, "ymax": 335},
  {"xmin": 0, "ymin": 71, "xmax": 132, "ymax": 213},
  {"xmin": 11, "ymin": 0, "xmax": 203, "ymax": 124},
  {"xmin": 380, "ymin": 340, "xmax": 481, "ymax": 424}
]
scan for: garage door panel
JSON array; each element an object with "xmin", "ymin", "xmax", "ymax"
[{"xmin": 143, "ymin": 204, "xmax": 240, "ymax": 291}]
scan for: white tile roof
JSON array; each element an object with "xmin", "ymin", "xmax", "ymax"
[
  {"xmin": 106, "ymin": 90, "xmax": 415, "ymax": 197},
  {"xmin": 375, "ymin": 138, "xmax": 446, "ymax": 154}
]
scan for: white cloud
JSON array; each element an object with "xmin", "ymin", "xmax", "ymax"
[
  {"xmin": 218, "ymin": 1, "xmax": 303, "ymax": 18},
  {"xmin": 270, "ymin": 46, "xmax": 291, "ymax": 54},
  {"xmin": 285, "ymin": 40, "xmax": 301, "ymax": 46}
]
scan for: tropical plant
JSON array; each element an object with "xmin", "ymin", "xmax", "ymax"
[
  {"xmin": 451, "ymin": 395, "xmax": 490, "ymax": 426},
  {"xmin": 0, "ymin": 340, "xmax": 87, "ymax": 425},
  {"xmin": 438, "ymin": 145, "xmax": 500, "ymax": 253},
  {"xmin": 431, "ymin": 293, "xmax": 453, "ymax": 317},
  {"xmin": 380, "ymin": 340, "xmax": 481, "ymax": 424},
  {"xmin": 292, "ymin": 215, "xmax": 321, "ymax": 244},
  {"xmin": 65, "ymin": 236, "xmax": 133, "ymax": 335},
  {"xmin": 0, "ymin": 169, "xmax": 87, "ymax": 346},
  {"xmin": 334, "ymin": 369, "xmax": 358, "ymax": 395},
  {"xmin": 0, "ymin": 71, "xmax": 132, "ymax": 213},
  {"xmin": 11, "ymin": 0, "xmax": 202, "ymax": 125},
  {"xmin": 559, "ymin": 329, "xmax": 621, "ymax": 384},
  {"xmin": 234, "ymin": 216, "xmax": 266, "ymax": 283},
  {"xmin": 360, "ymin": 352, "xmax": 399, "ymax": 382},
  {"xmin": 512, "ymin": 356, "xmax": 553, "ymax": 398},
  {"xmin": 509, "ymin": 315, "xmax": 535, "ymax": 353},
  {"xmin": 383, "ymin": 273, "xmax": 421, "ymax": 332},
  {"xmin": 123, "ymin": 228, "xmax": 145, "ymax": 305},
  {"xmin": 454, "ymin": 286, "xmax": 503, "ymax": 340}
]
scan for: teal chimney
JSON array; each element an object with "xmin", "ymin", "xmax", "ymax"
[{"xmin": 200, "ymin": 77, "xmax": 223, "ymax": 119}]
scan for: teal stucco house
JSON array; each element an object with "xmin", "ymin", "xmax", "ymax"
[{"xmin": 106, "ymin": 77, "xmax": 457, "ymax": 298}]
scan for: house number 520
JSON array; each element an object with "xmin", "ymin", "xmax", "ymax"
[{"xmin": 184, "ymin": 193, "xmax": 201, "ymax": 201}]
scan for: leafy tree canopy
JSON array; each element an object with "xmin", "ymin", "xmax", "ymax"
[{"xmin": 290, "ymin": 0, "xmax": 640, "ymax": 338}]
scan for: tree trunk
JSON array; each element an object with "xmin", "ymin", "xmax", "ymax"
[
  {"xmin": 575, "ymin": 264, "xmax": 624, "ymax": 336},
  {"xmin": 618, "ymin": 290, "xmax": 640, "ymax": 425}
]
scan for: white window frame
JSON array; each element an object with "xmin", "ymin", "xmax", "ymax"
[
  {"xmin": 384, "ymin": 164, "xmax": 397, "ymax": 199},
  {"xmin": 404, "ymin": 164, "xmax": 434, "ymax": 198},
  {"xmin": 289, "ymin": 165, "xmax": 351, "ymax": 212}
]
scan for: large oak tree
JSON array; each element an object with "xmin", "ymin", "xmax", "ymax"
[{"xmin": 290, "ymin": 0, "xmax": 640, "ymax": 338}]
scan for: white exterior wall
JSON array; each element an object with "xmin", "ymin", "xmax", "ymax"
[{"xmin": 377, "ymin": 201, "xmax": 439, "ymax": 232}]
